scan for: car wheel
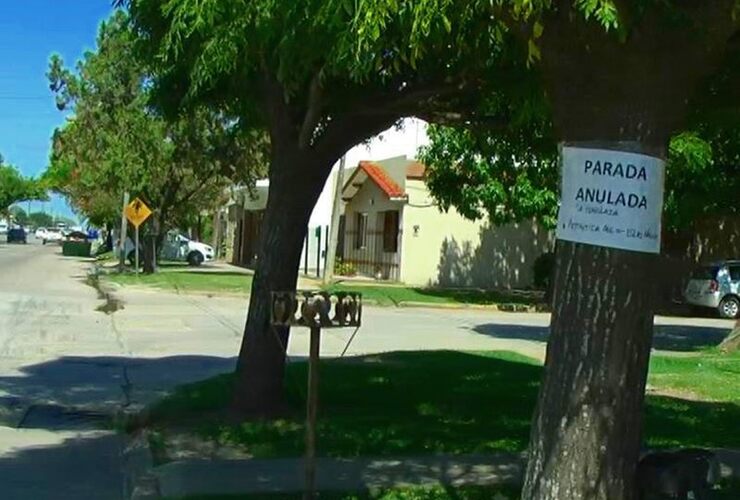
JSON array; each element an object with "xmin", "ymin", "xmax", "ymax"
[
  {"xmin": 42, "ymin": 240, "xmax": 46, "ymax": 245},
  {"xmin": 127, "ymin": 251, "xmax": 138, "ymax": 267},
  {"xmin": 187, "ymin": 251, "xmax": 204, "ymax": 267},
  {"xmin": 718, "ymin": 296, "xmax": 740, "ymax": 319}
]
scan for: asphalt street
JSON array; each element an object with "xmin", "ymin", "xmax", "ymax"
[{"xmin": 0, "ymin": 237, "xmax": 734, "ymax": 499}]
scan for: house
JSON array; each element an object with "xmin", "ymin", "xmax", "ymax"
[
  {"xmin": 340, "ymin": 156, "xmax": 554, "ymax": 288},
  {"xmin": 223, "ymin": 118, "xmax": 429, "ymax": 274},
  {"xmin": 222, "ymin": 116, "xmax": 553, "ymax": 288}
]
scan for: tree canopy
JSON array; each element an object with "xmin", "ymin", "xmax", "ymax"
[
  {"xmin": 419, "ymin": 34, "xmax": 740, "ymax": 234},
  {"xmin": 44, "ymin": 10, "xmax": 267, "ymax": 230}
]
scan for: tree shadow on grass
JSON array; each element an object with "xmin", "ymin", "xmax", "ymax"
[
  {"xmin": 471, "ymin": 323, "xmax": 731, "ymax": 352},
  {"xmin": 644, "ymin": 395, "xmax": 740, "ymax": 451},
  {"xmin": 147, "ymin": 350, "xmax": 740, "ymax": 462}
]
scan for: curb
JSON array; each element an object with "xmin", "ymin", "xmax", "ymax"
[
  {"xmin": 90, "ymin": 262, "xmax": 550, "ymax": 313},
  {"xmin": 397, "ymin": 301, "xmax": 550, "ymax": 313},
  {"xmin": 122, "ymin": 430, "xmax": 161, "ymax": 499}
]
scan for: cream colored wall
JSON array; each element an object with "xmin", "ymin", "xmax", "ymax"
[{"xmin": 399, "ymin": 180, "xmax": 554, "ymax": 288}]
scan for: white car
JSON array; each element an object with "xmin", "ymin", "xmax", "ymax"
[
  {"xmin": 42, "ymin": 228, "xmax": 64, "ymax": 245},
  {"xmin": 120, "ymin": 232, "xmax": 215, "ymax": 266},
  {"xmin": 35, "ymin": 227, "xmax": 48, "ymax": 239}
]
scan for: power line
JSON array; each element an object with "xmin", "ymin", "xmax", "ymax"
[{"xmin": 0, "ymin": 96, "xmax": 51, "ymax": 101}]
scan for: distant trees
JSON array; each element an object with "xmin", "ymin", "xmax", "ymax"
[
  {"xmin": 9, "ymin": 207, "xmax": 29, "ymax": 226},
  {"xmin": 0, "ymin": 162, "xmax": 47, "ymax": 219},
  {"xmin": 44, "ymin": 11, "xmax": 266, "ymax": 271},
  {"xmin": 27, "ymin": 211, "xmax": 54, "ymax": 228}
]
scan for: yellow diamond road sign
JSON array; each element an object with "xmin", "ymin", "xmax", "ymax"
[{"xmin": 125, "ymin": 197, "xmax": 152, "ymax": 228}]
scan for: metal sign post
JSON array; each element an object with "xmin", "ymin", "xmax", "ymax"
[
  {"xmin": 270, "ymin": 290, "xmax": 362, "ymax": 500},
  {"xmin": 135, "ymin": 225, "xmax": 140, "ymax": 275}
]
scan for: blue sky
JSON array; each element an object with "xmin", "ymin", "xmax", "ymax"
[{"xmin": 0, "ymin": 1, "xmax": 114, "ymax": 219}]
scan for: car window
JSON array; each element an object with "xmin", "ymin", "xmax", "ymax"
[
  {"xmin": 730, "ymin": 266, "xmax": 740, "ymax": 281},
  {"xmin": 691, "ymin": 266, "xmax": 719, "ymax": 280}
]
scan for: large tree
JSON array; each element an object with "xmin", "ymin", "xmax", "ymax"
[
  {"xmin": 123, "ymin": 0, "xmax": 522, "ymax": 417},
  {"xmin": 45, "ymin": 11, "xmax": 266, "ymax": 270},
  {"xmin": 485, "ymin": 3, "xmax": 738, "ymax": 499}
]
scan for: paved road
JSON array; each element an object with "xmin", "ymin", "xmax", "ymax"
[{"xmin": 0, "ymin": 240, "xmax": 734, "ymax": 499}]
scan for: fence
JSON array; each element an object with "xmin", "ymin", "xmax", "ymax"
[
  {"xmin": 301, "ymin": 225, "xmax": 329, "ymax": 278},
  {"xmin": 341, "ymin": 228, "xmax": 402, "ymax": 281}
]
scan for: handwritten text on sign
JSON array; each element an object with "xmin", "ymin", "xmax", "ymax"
[{"xmin": 556, "ymin": 147, "xmax": 665, "ymax": 254}]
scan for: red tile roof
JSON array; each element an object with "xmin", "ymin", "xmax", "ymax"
[
  {"xmin": 357, "ymin": 161, "xmax": 406, "ymax": 199},
  {"xmin": 405, "ymin": 161, "xmax": 426, "ymax": 179}
]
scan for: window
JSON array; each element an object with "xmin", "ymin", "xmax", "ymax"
[
  {"xmin": 729, "ymin": 266, "xmax": 740, "ymax": 282},
  {"xmin": 382, "ymin": 210, "xmax": 399, "ymax": 253},
  {"xmin": 354, "ymin": 212, "xmax": 367, "ymax": 249},
  {"xmin": 691, "ymin": 266, "xmax": 719, "ymax": 280}
]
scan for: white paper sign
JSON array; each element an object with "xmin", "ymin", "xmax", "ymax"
[{"xmin": 556, "ymin": 146, "xmax": 665, "ymax": 254}]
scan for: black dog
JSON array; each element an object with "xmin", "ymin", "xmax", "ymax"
[{"xmin": 637, "ymin": 448, "xmax": 719, "ymax": 499}]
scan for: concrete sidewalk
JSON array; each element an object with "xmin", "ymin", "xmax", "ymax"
[
  {"xmin": 140, "ymin": 448, "xmax": 740, "ymax": 498},
  {"xmin": 153, "ymin": 453, "xmax": 526, "ymax": 498}
]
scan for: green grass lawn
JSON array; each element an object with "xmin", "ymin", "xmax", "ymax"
[
  {"xmin": 647, "ymin": 350, "xmax": 740, "ymax": 402},
  {"xmin": 105, "ymin": 268, "xmax": 541, "ymax": 307},
  {"xmin": 143, "ymin": 349, "xmax": 740, "ymax": 461},
  {"xmin": 323, "ymin": 284, "xmax": 543, "ymax": 308},
  {"xmin": 106, "ymin": 269, "xmax": 253, "ymax": 294}
]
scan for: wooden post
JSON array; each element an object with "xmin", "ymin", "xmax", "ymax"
[{"xmin": 304, "ymin": 324, "xmax": 321, "ymax": 500}]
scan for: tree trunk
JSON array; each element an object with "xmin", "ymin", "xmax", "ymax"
[
  {"xmin": 719, "ymin": 321, "xmax": 740, "ymax": 353},
  {"xmin": 142, "ymin": 216, "xmax": 163, "ymax": 274},
  {"xmin": 523, "ymin": 236, "xmax": 657, "ymax": 500},
  {"xmin": 232, "ymin": 145, "xmax": 332, "ymax": 418},
  {"xmin": 522, "ymin": 5, "xmax": 736, "ymax": 499}
]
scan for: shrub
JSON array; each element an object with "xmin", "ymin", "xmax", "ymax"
[
  {"xmin": 335, "ymin": 257, "xmax": 356, "ymax": 276},
  {"xmin": 533, "ymin": 251, "xmax": 555, "ymax": 290}
]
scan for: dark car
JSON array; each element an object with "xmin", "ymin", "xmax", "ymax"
[{"xmin": 7, "ymin": 227, "xmax": 27, "ymax": 244}]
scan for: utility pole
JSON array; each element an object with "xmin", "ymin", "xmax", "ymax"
[
  {"xmin": 118, "ymin": 192, "xmax": 130, "ymax": 272},
  {"xmin": 323, "ymin": 155, "xmax": 346, "ymax": 284}
]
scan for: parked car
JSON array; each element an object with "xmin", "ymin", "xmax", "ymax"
[
  {"xmin": 7, "ymin": 227, "xmax": 27, "ymax": 244},
  {"xmin": 35, "ymin": 227, "xmax": 48, "ymax": 239},
  {"xmin": 120, "ymin": 231, "xmax": 215, "ymax": 266},
  {"xmin": 684, "ymin": 261, "xmax": 740, "ymax": 319},
  {"xmin": 42, "ymin": 228, "xmax": 64, "ymax": 245}
]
